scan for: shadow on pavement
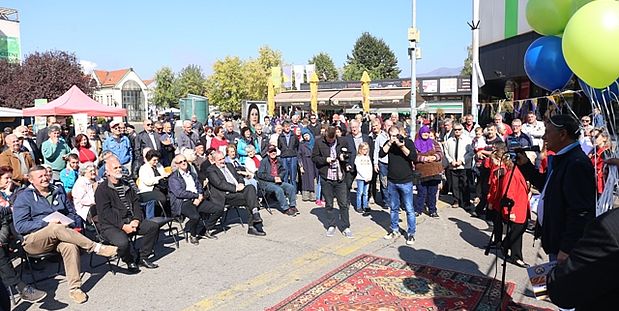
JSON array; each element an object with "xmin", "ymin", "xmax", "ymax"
[{"xmin": 448, "ymin": 217, "xmax": 492, "ymax": 249}]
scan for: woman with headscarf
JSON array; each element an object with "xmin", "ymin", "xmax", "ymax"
[
  {"xmin": 298, "ymin": 127, "xmax": 316, "ymax": 202},
  {"xmin": 413, "ymin": 125, "xmax": 444, "ymax": 217}
]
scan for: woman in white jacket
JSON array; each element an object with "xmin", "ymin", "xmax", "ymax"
[
  {"xmin": 137, "ymin": 149, "xmax": 169, "ymax": 219},
  {"xmin": 72, "ymin": 162, "xmax": 97, "ymax": 221}
]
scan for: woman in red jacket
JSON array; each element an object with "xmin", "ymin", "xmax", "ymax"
[
  {"xmin": 588, "ymin": 129, "xmax": 612, "ymax": 195},
  {"xmin": 488, "ymin": 142, "xmax": 531, "ymax": 268}
]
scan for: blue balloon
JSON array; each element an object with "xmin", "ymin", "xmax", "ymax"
[
  {"xmin": 578, "ymin": 78, "xmax": 619, "ymax": 103},
  {"xmin": 524, "ymin": 36, "xmax": 573, "ymax": 91}
]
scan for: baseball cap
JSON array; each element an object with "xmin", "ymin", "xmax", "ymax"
[{"xmin": 110, "ymin": 120, "xmax": 121, "ymax": 128}]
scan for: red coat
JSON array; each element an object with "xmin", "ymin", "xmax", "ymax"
[
  {"xmin": 589, "ymin": 146, "xmax": 609, "ymax": 195},
  {"xmin": 487, "ymin": 163, "xmax": 530, "ymax": 224}
]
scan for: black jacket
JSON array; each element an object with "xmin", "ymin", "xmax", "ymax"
[
  {"xmin": 519, "ymin": 143, "xmax": 596, "ymax": 255},
  {"xmin": 205, "ymin": 163, "xmax": 243, "ymax": 209},
  {"xmin": 256, "ymin": 156, "xmax": 286, "ymax": 186},
  {"xmin": 311, "ymin": 136, "xmax": 348, "ymax": 180},
  {"xmin": 134, "ymin": 130, "xmax": 162, "ymax": 161},
  {"xmin": 307, "ymin": 123, "xmax": 321, "ymax": 137},
  {"xmin": 168, "ymin": 169, "xmax": 202, "ymax": 217},
  {"xmin": 277, "ymin": 131, "xmax": 299, "ymax": 158},
  {"xmin": 547, "ymin": 208, "xmax": 619, "ymax": 310},
  {"xmin": 95, "ymin": 178, "xmax": 143, "ymax": 232}
]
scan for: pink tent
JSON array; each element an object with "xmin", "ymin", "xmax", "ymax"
[{"xmin": 23, "ymin": 85, "xmax": 127, "ymax": 117}]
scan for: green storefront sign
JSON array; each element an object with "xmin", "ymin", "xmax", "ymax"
[{"xmin": 0, "ymin": 36, "xmax": 20, "ymax": 62}]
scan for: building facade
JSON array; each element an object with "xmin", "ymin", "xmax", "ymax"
[{"xmin": 91, "ymin": 68, "xmax": 149, "ymax": 122}]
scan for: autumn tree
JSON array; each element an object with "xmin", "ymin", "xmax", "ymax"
[
  {"xmin": 309, "ymin": 52, "xmax": 338, "ymax": 81},
  {"xmin": 204, "ymin": 56, "xmax": 247, "ymax": 113},
  {"xmin": 176, "ymin": 64, "xmax": 206, "ymax": 99},
  {"xmin": 461, "ymin": 45, "xmax": 472, "ymax": 76},
  {"xmin": 152, "ymin": 67, "xmax": 178, "ymax": 108},
  {"xmin": 342, "ymin": 32, "xmax": 400, "ymax": 81},
  {"xmin": 244, "ymin": 46, "xmax": 283, "ymax": 100},
  {"xmin": 0, "ymin": 50, "xmax": 92, "ymax": 109}
]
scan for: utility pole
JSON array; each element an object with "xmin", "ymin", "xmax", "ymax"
[
  {"xmin": 408, "ymin": 0, "xmax": 419, "ymax": 134},
  {"xmin": 470, "ymin": 0, "xmax": 483, "ymax": 123}
]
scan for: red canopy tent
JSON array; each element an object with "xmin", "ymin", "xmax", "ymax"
[{"xmin": 23, "ymin": 85, "xmax": 127, "ymax": 117}]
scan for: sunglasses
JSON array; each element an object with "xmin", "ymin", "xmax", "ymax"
[
  {"xmin": 581, "ymin": 119, "xmax": 590, "ymax": 122},
  {"xmin": 176, "ymin": 160, "xmax": 187, "ymax": 164},
  {"xmin": 145, "ymin": 123, "xmax": 152, "ymax": 126},
  {"xmin": 454, "ymin": 128, "xmax": 463, "ymax": 131}
]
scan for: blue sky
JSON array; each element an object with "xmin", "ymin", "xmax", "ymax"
[{"xmin": 2, "ymin": 0, "xmax": 472, "ymax": 80}]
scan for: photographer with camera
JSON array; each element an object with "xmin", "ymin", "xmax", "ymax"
[
  {"xmin": 380, "ymin": 125, "xmax": 418, "ymax": 245},
  {"xmin": 515, "ymin": 114, "xmax": 595, "ymax": 265},
  {"xmin": 312, "ymin": 126, "xmax": 353, "ymax": 238}
]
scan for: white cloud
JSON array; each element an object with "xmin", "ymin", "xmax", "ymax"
[{"xmin": 80, "ymin": 60, "xmax": 98, "ymax": 74}]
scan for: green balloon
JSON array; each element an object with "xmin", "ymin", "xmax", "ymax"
[
  {"xmin": 526, "ymin": 0, "xmax": 573, "ymax": 35},
  {"xmin": 563, "ymin": 1, "xmax": 619, "ymax": 88},
  {"xmin": 571, "ymin": 0, "xmax": 593, "ymax": 16}
]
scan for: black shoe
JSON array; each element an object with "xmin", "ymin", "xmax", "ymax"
[
  {"xmin": 19, "ymin": 285, "xmax": 47, "ymax": 302},
  {"xmin": 362, "ymin": 208, "xmax": 371, "ymax": 216},
  {"xmin": 429, "ymin": 212, "xmax": 439, "ymax": 218},
  {"xmin": 189, "ymin": 235, "xmax": 200, "ymax": 245},
  {"xmin": 508, "ymin": 257, "xmax": 530, "ymax": 268},
  {"xmin": 252, "ymin": 212, "xmax": 263, "ymax": 223},
  {"xmin": 126, "ymin": 262, "xmax": 140, "ymax": 274},
  {"xmin": 138, "ymin": 259, "xmax": 159, "ymax": 269},
  {"xmin": 290, "ymin": 207, "xmax": 300, "ymax": 215},
  {"xmin": 203, "ymin": 230, "xmax": 218, "ymax": 240},
  {"xmin": 248, "ymin": 227, "xmax": 266, "ymax": 236},
  {"xmin": 285, "ymin": 208, "xmax": 297, "ymax": 216},
  {"xmin": 414, "ymin": 212, "xmax": 421, "ymax": 217}
]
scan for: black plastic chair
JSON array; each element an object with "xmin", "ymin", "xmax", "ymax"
[
  {"xmin": 148, "ymin": 201, "xmax": 181, "ymax": 248},
  {"xmin": 15, "ymin": 235, "xmax": 63, "ymax": 287}
]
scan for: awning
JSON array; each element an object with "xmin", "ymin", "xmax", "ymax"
[
  {"xmin": 274, "ymin": 90, "xmax": 340, "ymax": 104},
  {"xmin": 331, "ymin": 88, "xmax": 411, "ymax": 102},
  {"xmin": 417, "ymin": 101, "xmax": 464, "ymax": 114}
]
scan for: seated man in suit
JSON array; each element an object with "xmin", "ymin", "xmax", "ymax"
[
  {"xmin": 206, "ymin": 151, "xmax": 265, "ymax": 236},
  {"xmin": 256, "ymin": 145, "xmax": 298, "ymax": 216},
  {"xmin": 95, "ymin": 155, "xmax": 159, "ymax": 274},
  {"xmin": 169, "ymin": 154, "xmax": 224, "ymax": 244}
]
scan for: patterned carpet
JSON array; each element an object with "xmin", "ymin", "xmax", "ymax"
[{"xmin": 267, "ymin": 254, "xmax": 519, "ymax": 311}]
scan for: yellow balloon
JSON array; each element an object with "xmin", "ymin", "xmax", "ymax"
[{"xmin": 562, "ymin": 1, "xmax": 619, "ymax": 88}]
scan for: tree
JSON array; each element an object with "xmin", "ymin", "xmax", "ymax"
[
  {"xmin": 342, "ymin": 32, "xmax": 401, "ymax": 81},
  {"xmin": 152, "ymin": 66, "xmax": 178, "ymax": 108},
  {"xmin": 461, "ymin": 45, "xmax": 472, "ymax": 76},
  {"xmin": 204, "ymin": 56, "xmax": 247, "ymax": 113},
  {"xmin": 176, "ymin": 64, "xmax": 206, "ymax": 99},
  {"xmin": 309, "ymin": 52, "xmax": 338, "ymax": 81},
  {"xmin": 0, "ymin": 50, "xmax": 92, "ymax": 109},
  {"xmin": 244, "ymin": 46, "xmax": 283, "ymax": 100}
]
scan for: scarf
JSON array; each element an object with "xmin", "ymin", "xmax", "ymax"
[{"xmin": 414, "ymin": 125, "xmax": 434, "ymax": 153}]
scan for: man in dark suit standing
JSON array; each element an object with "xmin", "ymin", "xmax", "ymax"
[
  {"xmin": 206, "ymin": 151, "xmax": 265, "ymax": 236},
  {"xmin": 277, "ymin": 121, "xmax": 299, "ymax": 191},
  {"xmin": 134, "ymin": 119, "xmax": 162, "ymax": 171},
  {"xmin": 342, "ymin": 119, "xmax": 373, "ymax": 214}
]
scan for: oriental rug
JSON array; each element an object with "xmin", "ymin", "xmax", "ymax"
[{"xmin": 267, "ymin": 254, "xmax": 516, "ymax": 311}]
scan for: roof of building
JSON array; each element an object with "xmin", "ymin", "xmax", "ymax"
[
  {"xmin": 93, "ymin": 68, "xmax": 131, "ymax": 87},
  {"xmin": 143, "ymin": 79, "xmax": 154, "ymax": 86}
]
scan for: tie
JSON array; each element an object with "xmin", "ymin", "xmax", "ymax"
[
  {"xmin": 149, "ymin": 133, "xmax": 157, "ymax": 150},
  {"xmin": 221, "ymin": 167, "xmax": 238, "ymax": 186},
  {"xmin": 454, "ymin": 138, "xmax": 460, "ymax": 162}
]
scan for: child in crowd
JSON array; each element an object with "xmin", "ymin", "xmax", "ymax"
[
  {"xmin": 59, "ymin": 153, "xmax": 80, "ymax": 193},
  {"xmin": 354, "ymin": 142, "xmax": 373, "ymax": 215}
]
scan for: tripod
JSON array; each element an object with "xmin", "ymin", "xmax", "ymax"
[{"xmin": 483, "ymin": 155, "xmax": 518, "ymax": 305}]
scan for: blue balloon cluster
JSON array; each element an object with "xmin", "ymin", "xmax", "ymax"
[{"xmin": 524, "ymin": 36, "xmax": 573, "ymax": 92}]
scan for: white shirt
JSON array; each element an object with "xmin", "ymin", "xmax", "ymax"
[
  {"xmin": 148, "ymin": 132, "xmax": 158, "ymax": 150},
  {"xmin": 521, "ymin": 121, "xmax": 546, "ymax": 147},
  {"xmin": 180, "ymin": 169, "xmax": 198, "ymax": 194},
  {"xmin": 444, "ymin": 136, "xmax": 473, "ymax": 169}
]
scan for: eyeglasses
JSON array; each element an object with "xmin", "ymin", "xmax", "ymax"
[
  {"xmin": 581, "ymin": 119, "xmax": 590, "ymax": 123},
  {"xmin": 454, "ymin": 128, "xmax": 463, "ymax": 131},
  {"xmin": 145, "ymin": 123, "xmax": 152, "ymax": 126},
  {"xmin": 156, "ymin": 127, "xmax": 163, "ymax": 131},
  {"xmin": 118, "ymin": 127, "xmax": 126, "ymax": 130},
  {"xmin": 175, "ymin": 160, "xmax": 187, "ymax": 164}
]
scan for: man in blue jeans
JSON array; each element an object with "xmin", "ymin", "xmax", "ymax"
[
  {"xmin": 373, "ymin": 119, "xmax": 392, "ymax": 208},
  {"xmin": 277, "ymin": 121, "xmax": 299, "ymax": 191},
  {"xmin": 379, "ymin": 125, "xmax": 418, "ymax": 245},
  {"xmin": 256, "ymin": 145, "xmax": 299, "ymax": 216}
]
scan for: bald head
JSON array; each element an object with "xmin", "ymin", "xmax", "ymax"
[
  {"xmin": 5, "ymin": 134, "xmax": 21, "ymax": 152},
  {"xmin": 105, "ymin": 155, "xmax": 123, "ymax": 180}
]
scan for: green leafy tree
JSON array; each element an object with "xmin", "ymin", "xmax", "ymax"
[
  {"xmin": 176, "ymin": 64, "xmax": 205, "ymax": 98},
  {"xmin": 342, "ymin": 32, "xmax": 400, "ymax": 81},
  {"xmin": 244, "ymin": 46, "xmax": 283, "ymax": 100},
  {"xmin": 152, "ymin": 66, "xmax": 178, "ymax": 108},
  {"xmin": 309, "ymin": 52, "xmax": 338, "ymax": 81},
  {"xmin": 461, "ymin": 45, "xmax": 472, "ymax": 76},
  {"xmin": 204, "ymin": 56, "xmax": 247, "ymax": 113}
]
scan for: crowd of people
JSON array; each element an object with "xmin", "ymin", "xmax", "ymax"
[{"xmin": 0, "ymin": 103, "xmax": 614, "ymax": 309}]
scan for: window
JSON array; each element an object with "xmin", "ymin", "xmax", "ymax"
[{"xmin": 121, "ymin": 80, "xmax": 144, "ymax": 121}]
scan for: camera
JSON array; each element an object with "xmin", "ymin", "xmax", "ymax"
[
  {"xmin": 340, "ymin": 147, "xmax": 351, "ymax": 161},
  {"xmin": 506, "ymin": 137, "xmax": 540, "ymax": 161},
  {"xmin": 397, "ymin": 134, "xmax": 405, "ymax": 143}
]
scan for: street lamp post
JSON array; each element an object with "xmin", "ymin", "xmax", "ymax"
[{"xmin": 409, "ymin": 0, "xmax": 419, "ymax": 135}]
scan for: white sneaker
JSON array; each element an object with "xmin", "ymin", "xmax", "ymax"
[
  {"xmin": 326, "ymin": 226, "xmax": 336, "ymax": 237},
  {"xmin": 384, "ymin": 231, "xmax": 401, "ymax": 240},
  {"xmin": 343, "ymin": 228, "xmax": 353, "ymax": 238},
  {"xmin": 406, "ymin": 235, "xmax": 415, "ymax": 245}
]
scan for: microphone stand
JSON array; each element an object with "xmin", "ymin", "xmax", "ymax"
[{"xmin": 499, "ymin": 158, "xmax": 518, "ymax": 306}]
